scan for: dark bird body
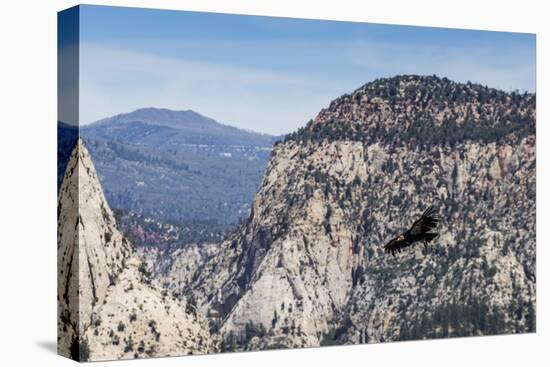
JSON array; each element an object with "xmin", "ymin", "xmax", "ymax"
[{"xmin": 384, "ymin": 206, "xmax": 440, "ymax": 256}]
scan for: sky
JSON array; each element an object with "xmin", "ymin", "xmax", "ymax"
[{"xmin": 74, "ymin": 5, "xmax": 536, "ymax": 135}]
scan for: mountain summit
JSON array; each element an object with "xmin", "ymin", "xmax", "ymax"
[
  {"xmin": 287, "ymin": 74, "xmax": 535, "ymax": 146},
  {"xmin": 86, "ymin": 107, "xmax": 275, "ymax": 146},
  {"xmin": 93, "ymin": 107, "xmax": 222, "ymax": 129}
]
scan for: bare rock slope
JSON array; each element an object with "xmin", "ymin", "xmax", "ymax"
[{"xmin": 58, "ymin": 140, "xmax": 214, "ymax": 361}]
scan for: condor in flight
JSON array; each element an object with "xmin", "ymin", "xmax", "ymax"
[{"xmin": 384, "ymin": 206, "xmax": 440, "ymax": 256}]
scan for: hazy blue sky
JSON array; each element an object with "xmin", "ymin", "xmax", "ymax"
[{"xmin": 78, "ymin": 5, "xmax": 536, "ymax": 135}]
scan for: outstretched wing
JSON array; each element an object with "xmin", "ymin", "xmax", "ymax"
[
  {"xmin": 409, "ymin": 205, "xmax": 439, "ymax": 235},
  {"xmin": 384, "ymin": 235, "xmax": 410, "ymax": 256}
]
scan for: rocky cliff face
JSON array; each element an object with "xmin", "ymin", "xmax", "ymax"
[
  {"xmin": 180, "ymin": 75, "xmax": 535, "ymax": 350},
  {"xmin": 58, "ymin": 140, "xmax": 214, "ymax": 361},
  {"xmin": 59, "ymin": 75, "xmax": 536, "ymax": 359},
  {"xmin": 140, "ymin": 243, "xmax": 220, "ymax": 297}
]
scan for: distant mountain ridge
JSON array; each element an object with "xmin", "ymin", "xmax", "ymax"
[
  {"xmin": 57, "ymin": 108, "xmax": 280, "ymax": 229},
  {"xmin": 86, "ymin": 107, "xmax": 277, "ymax": 147}
]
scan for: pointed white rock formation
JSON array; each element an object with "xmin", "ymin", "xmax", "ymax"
[{"xmin": 58, "ymin": 139, "xmax": 214, "ymax": 361}]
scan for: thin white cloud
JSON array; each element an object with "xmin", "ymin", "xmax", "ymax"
[
  {"xmin": 80, "ymin": 43, "xmax": 344, "ymax": 134},
  {"xmin": 79, "ymin": 38, "xmax": 535, "ymax": 135},
  {"xmin": 344, "ymin": 38, "xmax": 535, "ymax": 92}
]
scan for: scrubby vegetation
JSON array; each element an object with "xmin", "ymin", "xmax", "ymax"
[{"xmin": 284, "ymin": 75, "xmax": 535, "ymax": 147}]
